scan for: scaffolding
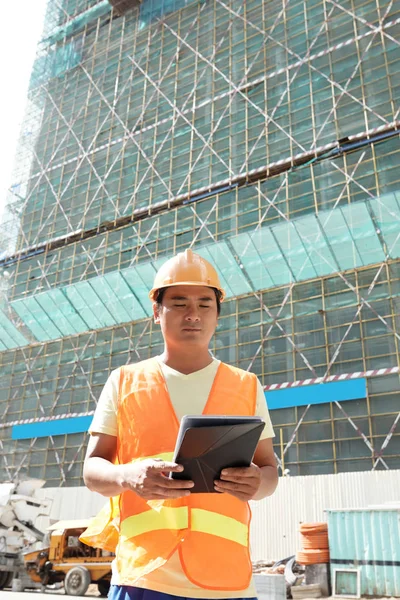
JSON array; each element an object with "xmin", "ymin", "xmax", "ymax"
[{"xmin": 0, "ymin": 0, "xmax": 400, "ymax": 485}]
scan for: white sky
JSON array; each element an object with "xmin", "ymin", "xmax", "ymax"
[{"xmin": 0, "ymin": 0, "xmax": 48, "ymax": 223}]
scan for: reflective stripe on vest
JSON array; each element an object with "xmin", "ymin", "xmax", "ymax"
[
  {"xmin": 130, "ymin": 451, "xmax": 174, "ymax": 464},
  {"xmin": 120, "ymin": 507, "xmax": 247, "ymax": 547},
  {"xmin": 191, "ymin": 508, "xmax": 248, "ymax": 547},
  {"xmin": 121, "ymin": 506, "xmax": 187, "ymax": 540},
  {"xmin": 120, "ymin": 453, "xmax": 248, "ymax": 548}
]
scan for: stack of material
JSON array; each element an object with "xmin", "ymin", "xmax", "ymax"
[
  {"xmin": 291, "ymin": 583, "xmax": 322, "ymax": 599},
  {"xmin": 253, "ymin": 574, "xmax": 286, "ymax": 600},
  {"xmin": 296, "ymin": 523, "xmax": 330, "ymax": 565}
]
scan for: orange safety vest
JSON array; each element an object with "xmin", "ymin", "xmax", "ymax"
[{"xmin": 81, "ymin": 358, "xmax": 258, "ymax": 590}]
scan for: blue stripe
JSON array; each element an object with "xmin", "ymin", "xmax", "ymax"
[
  {"xmin": 266, "ymin": 378, "xmax": 366, "ymax": 410},
  {"xmin": 12, "ymin": 416, "xmax": 93, "ymax": 440}
]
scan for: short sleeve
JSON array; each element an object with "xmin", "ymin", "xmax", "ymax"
[
  {"xmin": 88, "ymin": 368, "xmax": 120, "ymax": 437},
  {"xmin": 255, "ymin": 378, "xmax": 275, "ymax": 440}
]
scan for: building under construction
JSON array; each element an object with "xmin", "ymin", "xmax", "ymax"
[{"xmin": 0, "ymin": 0, "xmax": 400, "ymax": 490}]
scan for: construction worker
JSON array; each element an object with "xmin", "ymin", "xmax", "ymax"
[{"xmin": 83, "ymin": 249, "xmax": 278, "ymax": 600}]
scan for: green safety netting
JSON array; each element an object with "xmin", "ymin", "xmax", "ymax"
[
  {"xmin": 42, "ymin": 0, "xmax": 198, "ymax": 47},
  {"xmin": 31, "ymin": 0, "xmax": 200, "ymax": 92},
  {"xmin": 30, "ymin": 41, "xmax": 83, "ymax": 89},
  {"xmin": 11, "ymin": 270, "xmax": 151, "ymax": 343},
  {"xmin": 5, "ymin": 192, "xmax": 400, "ymax": 345},
  {"xmin": 0, "ymin": 309, "xmax": 28, "ymax": 350},
  {"xmin": 43, "ymin": 1, "xmax": 111, "ymax": 46},
  {"xmin": 139, "ymin": 0, "xmax": 198, "ymax": 29}
]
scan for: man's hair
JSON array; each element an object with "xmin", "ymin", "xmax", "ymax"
[{"xmin": 155, "ymin": 287, "xmax": 222, "ymax": 315}]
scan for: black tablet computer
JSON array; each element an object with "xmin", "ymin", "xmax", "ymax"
[{"xmin": 171, "ymin": 415, "xmax": 265, "ymax": 493}]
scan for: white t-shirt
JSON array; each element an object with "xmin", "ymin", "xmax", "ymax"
[{"xmin": 89, "ymin": 357, "xmax": 275, "ymax": 598}]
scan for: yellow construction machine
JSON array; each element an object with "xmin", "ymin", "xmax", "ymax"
[{"xmin": 24, "ymin": 519, "xmax": 113, "ymax": 596}]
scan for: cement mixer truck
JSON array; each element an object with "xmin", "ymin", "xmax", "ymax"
[{"xmin": 0, "ymin": 478, "xmax": 51, "ymax": 590}]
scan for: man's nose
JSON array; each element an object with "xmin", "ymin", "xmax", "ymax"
[{"xmin": 185, "ymin": 305, "xmax": 200, "ymax": 321}]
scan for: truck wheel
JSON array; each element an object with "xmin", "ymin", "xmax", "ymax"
[
  {"xmin": 0, "ymin": 572, "xmax": 13, "ymax": 590},
  {"xmin": 97, "ymin": 579, "xmax": 110, "ymax": 597},
  {"xmin": 64, "ymin": 566, "xmax": 91, "ymax": 596}
]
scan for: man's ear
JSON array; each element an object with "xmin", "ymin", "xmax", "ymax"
[{"xmin": 153, "ymin": 302, "xmax": 161, "ymax": 324}]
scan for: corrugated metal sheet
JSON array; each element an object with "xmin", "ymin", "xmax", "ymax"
[
  {"xmin": 35, "ymin": 470, "xmax": 400, "ymax": 566},
  {"xmin": 249, "ymin": 470, "xmax": 400, "ymax": 562},
  {"xmin": 327, "ymin": 508, "xmax": 400, "ymax": 597},
  {"xmin": 35, "ymin": 486, "xmax": 105, "ymax": 532}
]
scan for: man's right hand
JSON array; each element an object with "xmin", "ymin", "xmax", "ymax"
[
  {"xmin": 84, "ymin": 434, "xmax": 193, "ymax": 499},
  {"xmin": 119, "ymin": 458, "xmax": 194, "ymax": 499}
]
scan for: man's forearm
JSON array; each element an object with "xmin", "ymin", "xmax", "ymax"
[
  {"xmin": 84, "ymin": 457, "xmax": 126, "ymax": 497},
  {"xmin": 253, "ymin": 465, "xmax": 279, "ymax": 501}
]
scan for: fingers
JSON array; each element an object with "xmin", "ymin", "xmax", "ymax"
[
  {"xmin": 214, "ymin": 481, "xmax": 254, "ymax": 502},
  {"xmin": 214, "ymin": 486, "xmax": 250, "ymax": 502},
  {"xmin": 220, "ymin": 467, "xmax": 257, "ymax": 480},
  {"xmin": 149, "ymin": 461, "xmax": 184, "ymax": 473},
  {"xmin": 157, "ymin": 475, "xmax": 194, "ymax": 490},
  {"xmin": 124, "ymin": 459, "xmax": 195, "ymax": 500},
  {"xmin": 135, "ymin": 479, "xmax": 193, "ymax": 499},
  {"xmin": 148, "ymin": 486, "xmax": 192, "ymax": 499},
  {"xmin": 215, "ymin": 480, "xmax": 254, "ymax": 493}
]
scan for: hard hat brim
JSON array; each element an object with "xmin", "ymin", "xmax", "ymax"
[{"xmin": 149, "ymin": 281, "xmax": 225, "ymax": 302}]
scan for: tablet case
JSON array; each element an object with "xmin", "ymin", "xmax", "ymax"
[{"xmin": 171, "ymin": 417, "xmax": 265, "ymax": 493}]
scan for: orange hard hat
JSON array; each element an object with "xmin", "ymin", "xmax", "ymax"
[{"xmin": 149, "ymin": 249, "xmax": 225, "ymax": 302}]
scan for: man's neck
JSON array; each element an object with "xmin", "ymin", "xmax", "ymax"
[{"xmin": 159, "ymin": 348, "xmax": 214, "ymax": 375}]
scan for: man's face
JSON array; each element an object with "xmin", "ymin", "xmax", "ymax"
[{"xmin": 153, "ymin": 285, "xmax": 219, "ymax": 349}]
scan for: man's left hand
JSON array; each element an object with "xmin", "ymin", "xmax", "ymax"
[{"xmin": 214, "ymin": 464, "xmax": 261, "ymax": 501}]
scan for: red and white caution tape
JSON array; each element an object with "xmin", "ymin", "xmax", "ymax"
[
  {"xmin": 0, "ymin": 411, "xmax": 94, "ymax": 430},
  {"xmin": 264, "ymin": 366, "xmax": 400, "ymax": 391},
  {"xmin": 3, "ymin": 366, "xmax": 399, "ymax": 429}
]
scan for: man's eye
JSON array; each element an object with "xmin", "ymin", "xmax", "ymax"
[
  {"xmin": 174, "ymin": 304, "xmax": 186, "ymax": 307},
  {"xmin": 200, "ymin": 304, "xmax": 211, "ymax": 308}
]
